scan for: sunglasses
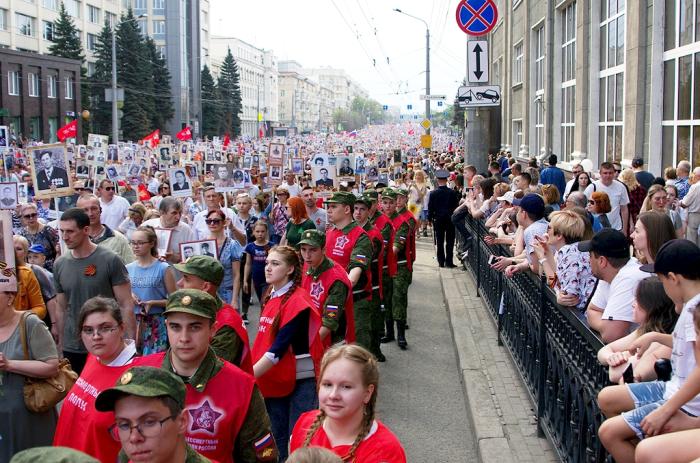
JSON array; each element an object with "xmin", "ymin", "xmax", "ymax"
[
  {"xmin": 23, "ymin": 213, "xmax": 38, "ymax": 219},
  {"xmin": 205, "ymin": 218, "xmax": 223, "ymax": 225},
  {"xmin": 104, "ymin": 186, "xmax": 115, "ymax": 191}
]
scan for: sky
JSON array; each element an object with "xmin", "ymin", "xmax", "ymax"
[{"xmin": 209, "ymin": 0, "xmax": 472, "ymax": 112}]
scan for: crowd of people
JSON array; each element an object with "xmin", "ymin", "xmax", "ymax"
[
  {"xmin": 0, "ymin": 125, "xmax": 457, "ymax": 462},
  {"xmin": 430, "ymin": 148, "xmax": 700, "ymax": 462}
]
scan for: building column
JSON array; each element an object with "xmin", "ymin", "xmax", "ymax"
[
  {"xmin": 573, "ymin": 0, "xmax": 591, "ymax": 164},
  {"xmin": 622, "ymin": 1, "xmax": 647, "ymax": 163}
]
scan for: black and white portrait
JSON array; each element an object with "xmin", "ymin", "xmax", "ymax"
[
  {"xmin": 107, "ymin": 144, "xmax": 119, "ymax": 162},
  {"xmin": 0, "ymin": 182, "xmax": 17, "ymax": 209},
  {"xmin": 169, "ymin": 168, "xmax": 192, "ymax": 197},
  {"xmin": 179, "ymin": 239, "xmax": 218, "ymax": 261},
  {"xmin": 28, "ymin": 144, "xmax": 73, "ymax": 198}
]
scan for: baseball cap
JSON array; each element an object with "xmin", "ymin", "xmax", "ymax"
[
  {"xmin": 577, "ymin": 228, "xmax": 630, "ymax": 259},
  {"xmin": 324, "ymin": 191, "xmax": 356, "ymax": 206},
  {"xmin": 27, "ymin": 244, "xmax": 47, "ymax": 255},
  {"xmin": 512, "ymin": 193, "xmax": 545, "ymax": 218},
  {"xmin": 435, "ymin": 169, "xmax": 450, "ymax": 179},
  {"xmin": 640, "ymin": 239, "xmax": 700, "ymax": 277},
  {"xmin": 298, "ymin": 229, "xmax": 325, "ymax": 248},
  {"xmin": 174, "ymin": 255, "xmax": 224, "ymax": 286},
  {"xmin": 95, "ymin": 366, "xmax": 186, "ymax": 412},
  {"xmin": 632, "ymin": 158, "xmax": 644, "ymax": 168},
  {"xmin": 164, "ymin": 289, "xmax": 218, "ymax": 320},
  {"xmin": 10, "ymin": 447, "xmax": 99, "ymax": 463},
  {"xmin": 496, "ymin": 191, "xmax": 515, "ymax": 204},
  {"xmin": 355, "ymin": 195, "xmax": 373, "ymax": 207},
  {"xmin": 363, "ymin": 189, "xmax": 378, "ymax": 200}
]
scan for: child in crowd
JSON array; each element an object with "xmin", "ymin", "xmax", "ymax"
[{"xmin": 243, "ymin": 220, "xmax": 272, "ymax": 321}]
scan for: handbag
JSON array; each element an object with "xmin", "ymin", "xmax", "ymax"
[{"xmin": 19, "ymin": 311, "xmax": 78, "ymax": 413}]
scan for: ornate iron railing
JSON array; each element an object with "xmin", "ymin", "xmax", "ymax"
[{"xmin": 461, "ymin": 215, "xmax": 609, "ymax": 462}]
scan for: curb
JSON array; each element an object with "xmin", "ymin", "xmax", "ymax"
[{"xmin": 440, "ymin": 266, "xmax": 517, "ymax": 463}]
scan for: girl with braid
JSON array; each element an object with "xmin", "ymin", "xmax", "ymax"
[
  {"xmin": 289, "ymin": 344, "xmax": 407, "ymax": 462},
  {"xmin": 251, "ymin": 245, "xmax": 324, "ymax": 460}
]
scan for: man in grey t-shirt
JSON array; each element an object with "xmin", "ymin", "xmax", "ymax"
[
  {"xmin": 53, "ymin": 208, "xmax": 134, "ymax": 374},
  {"xmin": 302, "ymin": 185, "xmax": 327, "ymax": 230}
]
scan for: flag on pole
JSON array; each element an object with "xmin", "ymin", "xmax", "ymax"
[
  {"xmin": 56, "ymin": 120, "xmax": 77, "ymax": 141},
  {"xmin": 141, "ymin": 129, "xmax": 160, "ymax": 147},
  {"xmin": 176, "ymin": 126, "xmax": 192, "ymax": 141},
  {"xmin": 223, "ymin": 133, "xmax": 231, "ymax": 148}
]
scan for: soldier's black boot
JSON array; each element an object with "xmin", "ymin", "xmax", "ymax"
[
  {"xmin": 381, "ymin": 317, "xmax": 395, "ymax": 343},
  {"xmin": 396, "ymin": 320, "xmax": 408, "ymax": 350}
]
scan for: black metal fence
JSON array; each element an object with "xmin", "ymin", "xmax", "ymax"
[{"xmin": 462, "ymin": 215, "xmax": 610, "ymax": 462}]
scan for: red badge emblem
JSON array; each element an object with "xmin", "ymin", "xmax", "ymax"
[
  {"xmin": 334, "ymin": 235, "xmax": 350, "ymax": 249},
  {"xmin": 310, "ymin": 280, "xmax": 324, "ymax": 299},
  {"xmin": 188, "ymin": 400, "xmax": 223, "ymax": 434},
  {"xmin": 84, "ymin": 265, "xmax": 97, "ymax": 276}
]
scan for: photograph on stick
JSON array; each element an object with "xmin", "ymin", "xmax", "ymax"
[
  {"xmin": 180, "ymin": 239, "xmax": 218, "ymax": 261},
  {"xmin": 28, "ymin": 143, "xmax": 73, "ymax": 198}
]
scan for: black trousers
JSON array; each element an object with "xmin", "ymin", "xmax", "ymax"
[{"xmin": 433, "ymin": 218, "xmax": 455, "ymax": 266}]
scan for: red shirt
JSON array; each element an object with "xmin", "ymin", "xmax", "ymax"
[{"xmin": 289, "ymin": 410, "xmax": 407, "ymax": 463}]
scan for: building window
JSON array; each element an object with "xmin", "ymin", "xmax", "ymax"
[
  {"xmin": 560, "ymin": 1, "xmax": 576, "ymax": 161},
  {"xmin": 29, "ymin": 117, "xmax": 41, "ymax": 141},
  {"xmin": 661, "ymin": 0, "xmax": 700, "ymax": 168},
  {"xmin": 87, "ymin": 33, "xmax": 98, "ymax": 51},
  {"xmin": 137, "ymin": 19, "xmax": 147, "ymax": 35},
  {"xmin": 513, "ymin": 119, "xmax": 523, "ymax": 154},
  {"xmin": 28, "ymin": 73, "xmax": 40, "ymax": 97},
  {"xmin": 8, "ymin": 71, "xmax": 19, "ymax": 96},
  {"xmin": 48, "ymin": 75, "xmax": 57, "ymax": 98},
  {"xmin": 43, "ymin": 0, "xmax": 59, "ymax": 10},
  {"xmin": 599, "ymin": 0, "xmax": 625, "ymax": 162},
  {"xmin": 134, "ymin": 0, "xmax": 146, "ymax": 11},
  {"xmin": 152, "ymin": 20, "xmax": 165, "ymax": 36},
  {"xmin": 16, "ymin": 13, "xmax": 35, "ymax": 36},
  {"xmin": 43, "ymin": 21, "xmax": 54, "ymax": 41},
  {"xmin": 106, "ymin": 12, "xmax": 117, "ymax": 28},
  {"xmin": 152, "ymin": 0, "xmax": 164, "ymax": 11},
  {"xmin": 48, "ymin": 117, "xmax": 58, "ymax": 143},
  {"xmin": 87, "ymin": 5, "xmax": 100, "ymax": 24},
  {"xmin": 513, "ymin": 41, "xmax": 523, "ymax": 85},
  {"xmin": 65, "ymin": 76, "xmax": 74, "ymax": 100},
  {"xmin": 533, "ymin": 25, "xmax": 546, "ymax": 156},
  {"xmin": 87, "ymin": 62, "xmax": 95, "ymax": 76},
  {"xmin": 64, "ymin": 0, "xmax": 80, "ymax": 18},
  {"xmin": 0, "ymin": 9, "xmax": 8, "ymax": 31},
  {"xmin": 158, "ymin": 45, "xmax": 166, "ymax": 59}
]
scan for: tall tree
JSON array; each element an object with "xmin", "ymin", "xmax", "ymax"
[
  {"xmin": 116, "ymin": 9, "xmax": 153, "ymax": 140},
  {"xmin": 48, "ymin": 2, "xmax": 84, "ymax": 62},
  {"xmin": 88, "ymin": 21, "xmax": 114, "ymax": 136},
  {"xmin": 145, "ymin": 37, "xmax": 174, "ymax": 131},
  {"xmin": 201, "ymin": 65, "xmax": 221, "ymax": 139},
  {"xmin": 217, "ymin": 48, "xmax": 242, "ymax": 137},
  {"xmin": 452, "ymin": 78, "xmax": 467, "ymax": 130}
]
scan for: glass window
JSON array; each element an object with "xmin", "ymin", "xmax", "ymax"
[
  {"xmin": 513, "ymin": 41, "xmax": 523, "ymax": 85},
  {"xmin": 0, "ymin": 9, "xmax": 7, "ymax": 31},
  {"xmin": 65, "ymin": 76, "xmax": 74, "ymax": 100},
  {"xmin": 8, "ymin": 71, "xmax": 19, "ymax": 96},
  {"xmin": 600, "ymin": 1, "xmax": 625, "ymax": 70},
  {"xmin": 513, "ymin": 119, "xmax": 523, "ymax": 155},
  {"xmin": 87, "ymin": 33, "xmax": 98, "ymax": 51},
  {"xmin": 28, "ymin": 73, "xmax": 40, "ymax": 97},
  {"xmin": 64, "ymin": 0, "xmax": 80, "ymax": 18},
  {"xmin": 134, "ymin": 0, "xmax": 146, "ymax": 10},
  {"xmin": 106, "ymin": 12, "xmax": 117, "ymax": 28},
  {"xmin": 87, "ymin": 5, "xmax": 100, "ymax": 24},
  {"xmin": 153, "ymin": 20, "xmax": 165, "ymax": 36},
  {"xmin": 534, "ymin": 26, "xmax": 545, "ymax": 92},
  {"xmin": 16, "ymin": 13, "xmax": 34, "ymax": 36},
  {"xmin": 43, "ymin": 21, "xmax": 54, "ymax": 41},
  {"xmin": 43, "ymin": 0, "xmax": 59, "ymax": 9},
  {"xmin": 29, "ymin": 117, "xmax": 41, "ymax": 141},
  {"xmin": 48, "ymin": 117, "xmax": 58, "ymax": 143},
  {"xmin": 560, "ymin": 2, "xmax": 576, "ymax": 161},
  {"xmin": 152, "ymin": 0, "xmax": 164, "ymax": 10},
  {"xmin": 48, "ymin": 75, "xmax": 57, "ymax": 98}
]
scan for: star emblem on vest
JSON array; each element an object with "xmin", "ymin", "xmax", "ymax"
[
  {"xmin": 188, "ymin": 400, "xmax": 222, "ymax": 434},
  {"xmin": 310, "ymin": 280, "xmax": 324, "ymax": 299},
  {"xmin": 334, "ymin": 235, "xmax": 350, "ymax": 249}
]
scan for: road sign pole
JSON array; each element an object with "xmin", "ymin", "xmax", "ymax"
[{"xmin": 425, "ymin": 27, "xmax": 431, "ymax": 154}]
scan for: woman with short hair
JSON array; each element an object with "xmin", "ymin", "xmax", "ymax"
[
  {"xmin": 587, "ymin": 191, "xmax": 612, "ymax": 231},
  {"xmin": 281, "ymin": 197, "xmax": 316, "ymax": 249},
  {"xmin": 18, "ymin": 203, "xmax": 59, "ymax": 271}
]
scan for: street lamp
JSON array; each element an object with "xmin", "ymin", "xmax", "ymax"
[
  {"xmin": 393, "ymin": 8, "xmax": 430, "ymax": 152},
  {"xmin": 112, "ymin": 14, "xmax": 148, "ymax": 144}
]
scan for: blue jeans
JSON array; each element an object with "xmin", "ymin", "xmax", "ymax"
[{"xmin": 264, "ymin": 377, "xmax": 317, "ymax": 461}]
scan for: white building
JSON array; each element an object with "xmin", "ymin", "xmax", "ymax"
[
  {"xmin": 210, "ymin": 36, "xmax": 279, "ymax": 138},
  {"xmin": 303, "ymin": 66, "xmax": 368, "ymax": 109}
]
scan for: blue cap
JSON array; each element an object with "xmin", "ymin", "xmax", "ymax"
[
  {"xmin": 28, "ymin": 244, "xmax": 47, "ymax": 255},
  {"xmin": 512, "ymin": 193, "xmax": 545, "ymax": 218}
]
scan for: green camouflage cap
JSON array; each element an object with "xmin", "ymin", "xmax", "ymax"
[
  {"xmin": 363, "ymin": 189, "xmax": 379, "ymax": 200},
  {"xmin": 395, "ymin": 187, "xmax": 409, "ymax": 196},
  {"xmin": 174, "ymin": 255, "xmax": 224, "ymax": 286},
  {"xmin": 11, "ymin": 447, "xmax": 100, "ymax": 463},
  {"xmin": 164, "ymin": 288, "xmax": 218, "ymax": 320},
  {"xmin": 324, "ymin": 191, "xmax": 356, "ymax": 206},
  {"xmin": 355, "ymin": 195, "xmax": 373, "ymax": 207},
  {"xmin": 95, "ymin": 366, "xmax": 186, "ymax": 412},
  {"xmin": 298, "ymin": 229, "xmax": 325, "ymax": 248},
  {"xmin": 381, "ymin": 188, "xmax": 398, "ymax": 200}
]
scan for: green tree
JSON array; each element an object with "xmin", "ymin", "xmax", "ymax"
[
  {"xmin": 87, "ymin": 21, "xmax": 113, "ymax": 136},
  {"xmin": 116, "ymin": 9, "xmax": 153, "ymax": 140},
  {"xmin": 48, "ymin": 2, "xmax": 84, "ymax": 62},
  {"xmin": 451, "ymin": 79, "xmax": 467, "ymax": 130},
  {"xmin": 217, "ymin": 48, "xmax": 242, "ymax": 136},
  {"xmin": 201, "ymin": 65, "xmax": 221, "ymax": 138},
  {"xmin": 145, "ymin": 36, "xmax": 173, "ymax": 131}
]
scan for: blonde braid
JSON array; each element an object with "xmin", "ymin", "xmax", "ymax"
[
  {"xmin": 343, "ymin": 399, "xmax": 375, "ymax": 462},
  {"xmin": 302, "ymin": 410, "xmax": 326, "ymax": 447}
]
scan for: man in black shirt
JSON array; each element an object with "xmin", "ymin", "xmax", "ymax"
[{"xmin": 428, "ymin": 169, "xmax": 460, "ymax": 267}]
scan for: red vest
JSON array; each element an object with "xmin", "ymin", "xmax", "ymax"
[
  {"xmin": 400, "ymin": 208, "xmax": 417, "ymax": 264},
  {"xmin": 54, "ymin": 354, "xmax": 132, "ymax": 462},
  {"xmin": 325, "ymin": 225, "xmax": 372, "ymax": 298},
  {"xmin": 364, "ymin": 225, "xmax": 385, "ymax": 298},
  {"xmin": 374, "ymin": 214, "xmax": 397, "ymax": 277},
  {"xmin": 391, "ymin": 213, "xmax": 414, "ymax": 271},
  {"xmin": 216, "ymin": 304, "xmax": 253, "ymax": 375},
  {"xmin": 302, "ymin": 260, "xmax": 355, "ymax": 349},
  {"xmin": 251, "ymin": 286, "xmax": 324, "ymax": 398},
  {"xmin": 137, "ymin": 352, "xmax": 255, "ymax": 463}
]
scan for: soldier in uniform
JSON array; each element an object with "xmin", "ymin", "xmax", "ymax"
[
  {"xmin": 11, "ymin": 447, "xmax": 100, "ymax": 463},
  {"xmin": 323, "ymin": 192, "xmax": 374, "ymax": 347},
  {"xmin": 298, "ymin": 229, "xmax": 355, "ymax": 348},
  {"xmin": 174, "ymin": 256, "xmax": 252, "ymax": 374},
  {"xmin": 384, "ymin": 189, "xmax": 412, "ymax": 350},
  {"xmin": 137, "ymin": 289, "xmax": 278, "ymax": 463},
  {"xmin": 427, "ymin": 169, "xmax": 460, "ymax": 267},
  {"xmin": 94, "ymin": 366, "xmax": 214, "ymax": 463},
  {"xmin": 354, "ymin": 194, "xmax": 387, "ymax": 362},
  {"xmin": 377, "ymin": 189, "xmax": 399, "ymax": 344}
]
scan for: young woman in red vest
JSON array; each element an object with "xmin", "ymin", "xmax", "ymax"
[
  {"xmin": 252, "ymin": 245, "xmax": 324, "ymax": 461},
  {"xmin": 54, "ymin": 296, "xmax": 138, "ymax": 462},
  {"xmin": 289, "ymin": 344, "xmax": 407, "ymax": 462}
]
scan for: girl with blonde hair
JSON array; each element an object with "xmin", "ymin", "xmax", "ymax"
[{"xmin": 408, "ymin": 170, "xmax": 430, "ymax": 236}]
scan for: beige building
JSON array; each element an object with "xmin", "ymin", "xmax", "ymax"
[
  {"xmin": 278, "ymin": 60, "xmax": 321, "ymax": 133},
  {"xmin": 210, "ymin": 36, "xmax": 279, "ymax": 138},
  {"xmin": 483, "ymin": 0, "xmax": 699, "ymax": 174},
  {"xmin": 304, "ymin": 66, "xmax": 369, "ymax": 110}
]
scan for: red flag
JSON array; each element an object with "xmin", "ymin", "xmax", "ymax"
[
  {"xmin": 223, "ymin": 133, "xmax": 230, "ymax": 148},
  {"xmin": 57, "ymin": 120, "xmax": 77, "ymax": 141},
  {"xmin": 141, "ymin": 129, "xmax": 160, "ymax": 147},
  {"xmin": 408, "ymin": 128, "xmax": 415, "ymax": 135},
  {"xmin": 176, "ymin": 126, "xmax": 192, "ymax": 141}
]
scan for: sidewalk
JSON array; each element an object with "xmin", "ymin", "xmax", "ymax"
[{"xmin": 440, "ymin": 266, "xmax": 558, "ymax": 463}]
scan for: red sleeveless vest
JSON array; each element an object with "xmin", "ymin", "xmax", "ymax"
[
  {"xmin": 137, "ymin": 352, "xmax": 255, "ymax": 463},
  {"xmin": 374, "ymin": 214, "xmax": 397, "ymax": 277},
  {"xmin": 325, "ymin": 225, "xmax": 372, "ymax": 297},
  {"xmin": 364, "ymin": 225, "xmax": 386, "ymax": 298},
  {"xmin": 302, "ymin": 260, "xmax": 355, "ymax": 349},
  {"xmin": 391, "ymin": 213, "xmax": 414, "ymax": 271},
  {"xmin": 216, "ymin": 304, "xmax": 253, "ymax": 375},
  {"xmin": 251, "ymin": 287, "xmax": 324, "ymax": 398}
]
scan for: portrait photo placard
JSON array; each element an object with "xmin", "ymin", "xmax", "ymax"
[
  {"xmin": 154, "ymin": 228, "xmax": 173, "ymax": 258},
  {"xmin": 28, "ymin": 143, "xmax": 73, "ymax": 199},
  {"xmin": 169, "ymin": 167, "xmax": 192, "ymax": 197},
  {"xmin": 0, "ymin": 210, "xmax": 17, "ymax": 292},
  {"xmin": 179, "ymin": 239, "xmax": 218, "ymax": 262},
  {"xmin": 0, "ymin": 182, "xmax": 18, "ymax": 209}
]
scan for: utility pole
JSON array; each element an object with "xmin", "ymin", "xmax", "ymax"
[
  {"xmin": 291, "ymin": 89, "xmax": 297, "ymax": 130},
  {"xmin": 256, "ymin": 84, "xmax": 260, "ymax": 139}
]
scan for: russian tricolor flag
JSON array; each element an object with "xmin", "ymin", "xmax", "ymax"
[{"xmin": 348, "ymin": 130, "xmax": 358, "ymax": 138}]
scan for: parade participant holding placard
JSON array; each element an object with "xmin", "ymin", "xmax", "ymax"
[
  {"xmin": 137, "ymin": 289, "xmax": 277, "ymax": 462},
  {"xmin": 371, "ymin": 189, "xmax": 397, "ymax": 342},
  {"xmin": 299, "ymin": 229, "xmax": 355, "ymax": 349},
  {"xmin": 142, "ymin": 197, "xmax": 196, "ymax": 264}
]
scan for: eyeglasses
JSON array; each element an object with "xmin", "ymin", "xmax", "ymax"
[
  {"xmin": 129, "ymin": 240, "xmax": 149, "ymax": 246},
  {"xmin": 109, "ymin": 415, "xmax": 176, "ymax": 442},
  {"xmin": 205, "ymin": 218, "xmax": 223, "ymax": 225},
  {"xmin": 81, "ymin": 325, "xmax": 119, "ymax": 337},
  {"xmin": 22, "ymin": 213, "xmax": 38, "ymax": 219},
  {"xmin": 104, "ymin": 186, "xmax": 115, "ymax": 191}
]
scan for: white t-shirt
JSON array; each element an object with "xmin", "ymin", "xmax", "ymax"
[
  {"xmin": 142, "ymin": 218, "xmax": 196, "ymax": 259},
  {"xmin": 100, "ymin": 196, "xmax": 131, "ymax": 230},
  {"xmin": 192, "ymin": 207, "xmax": 244, "ymax": 240},
  {"xmin": 589, "ymin": 258, "xmax": 646, "ymax": 322},
  {"xmin": 664, "ymin": 292, "xmax": 700, "ymax": 414},
  {"xmin": 583, "ymin": 180, "xmax": 630, "ymax": 230},
  {"xmin": 280, "ymin": 182, "xmax": 301, "ymax": 197},
  {"xmin": 308, "ymin": 208, "xmax": 327, "ymax": 231}
]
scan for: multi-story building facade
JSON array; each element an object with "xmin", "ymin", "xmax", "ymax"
[
  {"xmin": 278, "ymin": 61, "xmax": 321, "ymax": 133},
  {"xmin": 0, "ymin": 48, "xmax": 82, "ymax": 142},
  {"xmin": 484, "ymin": 0, "xmax": 700, "ymax": 174},
  {"xmin": 210, "ymin": 36, "xmax": 279, "ymax": 138},
  {"xmin": 304, "ymin": 66, "xmax": 368, "ymax": 110}
]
